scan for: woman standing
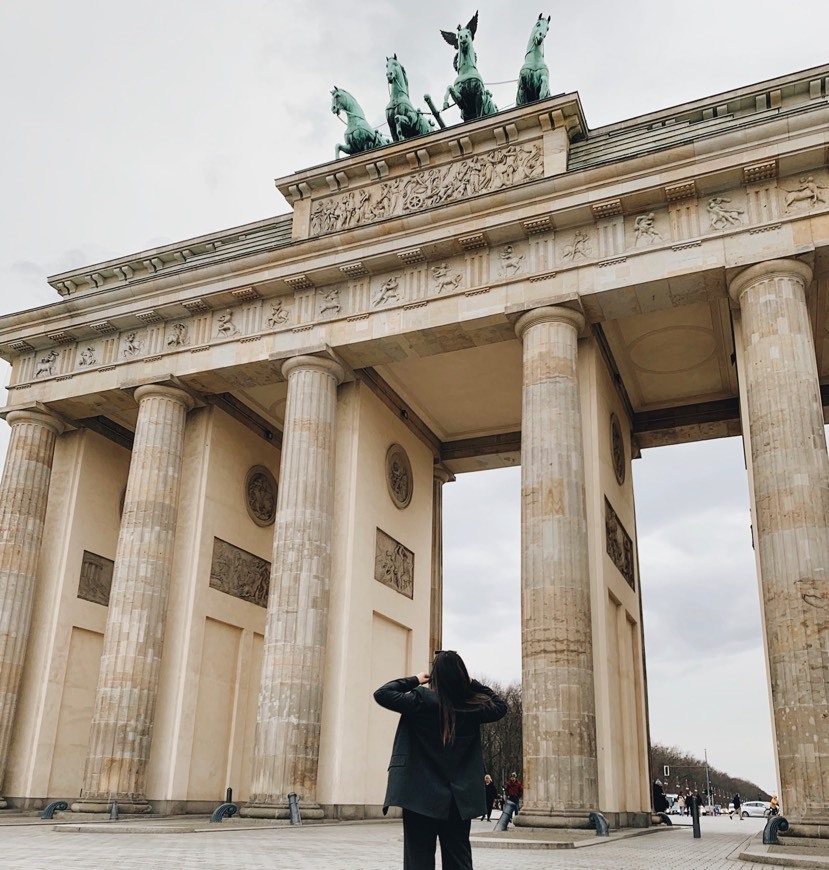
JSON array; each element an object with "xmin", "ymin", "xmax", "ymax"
[
  {"xmin": 374, "ymin": 651, "xmax": 507, "ymax": 870},
  {"xmin": 483, "ymin": 775, "xmax": 498, "ymax": 822}
]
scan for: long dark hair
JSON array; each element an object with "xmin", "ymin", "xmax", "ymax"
[{"xmin": 430, "ymin": 651, "xmax": 494, "ymax": 746}]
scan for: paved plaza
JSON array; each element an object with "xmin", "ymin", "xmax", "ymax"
[{"xmin": 0, "ymin": 813, "xmax": 815, "ymax": 870}]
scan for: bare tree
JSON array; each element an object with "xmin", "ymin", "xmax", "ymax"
[{"xmin": 477, "ymin": 678, "xmax": 523, "ymax": 793}]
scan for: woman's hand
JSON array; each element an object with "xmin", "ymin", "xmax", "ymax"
[{"xmin": 416, "ymin": 671, "xmax": 430, "ymax": 684}]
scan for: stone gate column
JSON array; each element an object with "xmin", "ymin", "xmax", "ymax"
[
  {"xmin": 730, "ymin": 259, "xmax": 829, "ymax": 835},
  {"xmin": 244, "ymin": 355, "xmax": 344, "ymax": 819},
  {"xmin": 430, "ymin": 465, "xmax": 454, "ymax": 657},
  {"xmin": 0, "ymin": 408, "xmax": 64, "ymax": 806},
  {"xmin": 72, "ymin": 384, "xmax": 194, "ymax": 814},
  {"xmin": 514, "ymin": 305, "xmax": 599, "ymax": 828}
]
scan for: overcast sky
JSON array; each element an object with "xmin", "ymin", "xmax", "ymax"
[{"xmin": 3, "ymin": 0, "xmax": 827, "ymax": 797}]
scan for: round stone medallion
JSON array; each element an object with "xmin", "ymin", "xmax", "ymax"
[
  {"xmin": 245, "ymin": 465, "xmax": 277, "ymax": 526},
  {"xmin": 610, "ymin": 413, "xmax": 626, "ymax": 486},
  {"xmin": 386, "ymin": 444, "xmax": 413, "ymax": 509}
]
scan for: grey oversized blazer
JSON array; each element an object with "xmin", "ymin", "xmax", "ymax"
[{"xmin": 374, "ymin": 676, "xmax": 507, "ymax": 819}]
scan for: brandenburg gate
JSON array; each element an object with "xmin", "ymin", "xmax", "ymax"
[{"xmin": 1, "ymin": 45, "xmax": 828, "ymax": 837}]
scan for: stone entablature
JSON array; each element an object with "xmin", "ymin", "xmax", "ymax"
[
  {"xmin": 4, "ymin": 67, "xmax": 829, "ymax": 409},
  {"xmin": 5, "ymin": 163, "xmax": 828, "ymax": 398}
]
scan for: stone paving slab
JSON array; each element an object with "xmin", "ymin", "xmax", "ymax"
[{"xmin": 0, "ymin": 812, "xmax": 800, "ymax": 869}]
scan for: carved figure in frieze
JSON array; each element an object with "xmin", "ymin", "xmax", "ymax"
[
  {"xmin": 499, "ymin": 244, "xmax": 524, "ymax": 276},
  {"xmin": 431, "ymin": 262, "xmax": 463, "ymax": 294},
  {"xmin": 562, "ymin": 230, "xmax": 591, "ymax": 261},
  {"xmin": 215, "ymin": 309, "xmax": 239, "ymax": 337},
  {"xmin": 331, "ymin": 86, "xmax": 390, "ymax": 160},
  {"xmin": 374, "ymin": 528, "xmax": 414, "ymax": 598},
  {"xmin": 385, "ymin": 54, "xmax": 435, "ymax": 141},
  {"xmin": 319, "ymin": 287, "xmax": 341, "ymax": 316},
  {"xmin": 210, "ymin": 538, "xmax": 270, "ymax": 608},
  {"xmin": 634, "ymin": 212, "xmax": 664, "ymax": 245},
  {"xmin": 373, "ymin": 178, "xmax": 402, "ymax": 220},
  {"xmin": 707, "ymin": 196, "xmax": 744, "ymax": 230},
  {"xmin": 438, "ymin": 11, "xmax": 498, "ymax": 122},
  {"xmin": 516, "ymin": 14, "xmax": 551, "ymax": 106},
  {"xmin": 311, "ymin": 144, "xmax": 542, "ymax": 236},
  {"xmin": 122, "ymin": 332, "xmax": 144, "ymax": 358},
  {"xmin": 267, "ymin": 299, "xmax": 290, "ymax": 327},
  {"xmin": 167, "ymin": 322, "xmax": 189, "ymax": 347},
  {"xmin": 34, "ymin": 349, "xmax": 59, "ymax": 378},
  {"xmin": 78, "ymin": 346, "xmax": 97, "ymax": 367},
  {"xmin": 783, "ymin": 176, "xmax": 828, "ymax": 212},
  {"xmin": 374, "ymin": 276, "xmax": 401, "ymax": 306}
]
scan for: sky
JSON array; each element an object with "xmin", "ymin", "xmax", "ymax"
[{"xmin": 3, "ymin": 0, "xmax": 827, "ymax": 797}]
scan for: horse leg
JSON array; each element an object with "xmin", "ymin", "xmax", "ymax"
[
  {"xmin": 443, "ymin": 85, "xmax": 457, "ymax": 111},
  {"xmin": 335, "ymin": 143, "xmax": 351, "ymax": 159}
]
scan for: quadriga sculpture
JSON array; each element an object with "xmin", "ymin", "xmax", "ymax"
[
  {"xmin": 516, "ymin": 14, "xmax": 551, "ymax": 106},
  {"xmin": 385, "ymin": 55, "xmax": 435, "ymax": 141},
  {"xmin": 439, "ymin": 11, "xmax": 497, "ymax": 122},
  {"xmin": 331, "ymin": 86, "xmax": 390, "ymax": 159}
]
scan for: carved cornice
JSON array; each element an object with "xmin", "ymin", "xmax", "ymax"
[
  {"xmin": 665, "ymin": 181, "xmax": 697, "ymax": 202},
  {"xmin": 591, "ymin": 200, "xmax": 623, "ymax": 219},
  {"xmin": 743, "ymin": 160, "xmax": 778, "ymax": 184}
]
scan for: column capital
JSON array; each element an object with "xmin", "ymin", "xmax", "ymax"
[
  {"xmin": 433, "ymin": 463, "xmax": 455, "ymax": 486},
  {"xmin": 4, "ymin": 408, "xmax": 65, "ymax": 436},
  {"xmin": 729, "ymin": 259, "xmax": 813, "ymax": 305},
  {"xmin": 133, "ymin": 383, "xmax": 195, "ymax": 411},
  {"xmin": 514, "ymin": 305, "xmax": 585, "ymax": 341},
  {"xmin": 281, "ymin": 354, "xmax": 345, "ymax": 385}
]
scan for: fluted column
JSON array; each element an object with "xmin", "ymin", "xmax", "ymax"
[
  {"xmin": 430, "ymin": 465, "xmax": 454, "ymax": 657},
  {"xmin": 0, "ymin": 409, "xmax": 64, "ymax": 805},
  {"xmin": 514, "ymin": 305, "xmax": 598, "ymax": 828},
  {"xmin": 72, "ymin": 385, "xmax": 194, "ymax": 813},
  {"xmin": 244, "ymin": 355, "xmax": 344, "ymax": 818},
  {"xmin": 730, "ymin": 259, "xmax": 829, "ymax": 835}
]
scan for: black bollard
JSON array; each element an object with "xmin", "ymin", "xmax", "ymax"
[
  {"xmin": 493, "ymin": 799, "xmax": 517, "ymax": 831},
  {"xmin": 225, "ymin": 787, "xmax": 233, "ymax": 803},
  {"xmin": 691, "ymin": 799, "xmax": 701, "ymax": 838},
  {"xmin": 288, "ymin": 792, "xmax": 302, "ymax": 826}
]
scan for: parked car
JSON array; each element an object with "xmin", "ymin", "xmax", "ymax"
[{"xmin": 740, "ymin": 800, "xmax": 771, "ymax": 817}]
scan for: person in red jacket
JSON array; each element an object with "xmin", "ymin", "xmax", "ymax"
[{"xmin": 505, "ymin": 771, "xmax": 523, "ymax": 813}]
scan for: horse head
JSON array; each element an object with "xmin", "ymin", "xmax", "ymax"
[
  {"xmin": 531, "ymin": 14, "xmax": 551, "ymax": 46},
  {"xmin": 331, "ymin": 86, "xmax": 346, "ymax": 115},
  {"xmin": 385, "ymin": 54, "xmax": 408, "ymax": 91}
]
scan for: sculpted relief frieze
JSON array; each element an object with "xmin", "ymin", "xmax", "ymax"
[
  {"xmin": 310, "ymin": 143, "xmax": 543, "ymax": 236},
  {"xmin": 10, "ymin": 168, "xmax": 829, "ymax": 390},
  {"xmin": 209, "ymin": 537, "xmax": 270, "ymax": 608}
]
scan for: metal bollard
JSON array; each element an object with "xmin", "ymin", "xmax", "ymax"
[
  {"xmin": 493, "ymin": 800, "xmax": 517, "ymax": 831},
  {"xmin": 210, "ymin": 802, "xmax": 238, "ymax": 823},
  {"xmin": 109, "ymin": 801, "xmax": 119, "ymax": 821},
  {"xmin": 589, "ymin": 811, "xmax": 610, "ymax": 836},
  {"xmin": 690, "ymin": 800, "xmax": 700, "ymax": 838},
  {"xmin": 225, "ymin": 787, "xmax": 233, "ymax": 803},
  {"xmin": 41, "ymin": 800, "xmax": 68, "ymax": 819},
  {"xmin": 287, "ymin": 792, "xmax": 302, "ymax": 826}
]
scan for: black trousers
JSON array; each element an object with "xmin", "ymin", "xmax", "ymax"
[{"xmin": 402, "ymin": 802, "xmax": 473, "ymax": 870}]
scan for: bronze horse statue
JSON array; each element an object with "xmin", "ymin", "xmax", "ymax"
[
  {"xmin": 516, "ymin": 14, "xmax": 551, "ymax": 106},
  {"xmin": 331, "ymin": 86, "xmax": 390, "ymax": 159},
  {"xmin": 385, "ymin": 55, "xmax": 435, "ymax": 141},
  {"xmin": 440, "ymin": 11, "xmax": 497, "ymax": 122}
]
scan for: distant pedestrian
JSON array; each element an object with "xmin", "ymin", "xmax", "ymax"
[
  {"xmin": 652, "ymin": 779, "xmax": 669, "ymax": 813},
  {"xmin": 677, "ymin": 793, "xmax": 686, "ymax": 815},
  {"xmin": 731, "ymin": 793, "xmax": 742, "ymax": 820},
  {"xmin": 374, "ymin": 651, "xmax": 507, "ymax": 870},
  {"xmin": 505, "ymin": 771, "xmax": 523, "ymax": 814},
  {"xmin": 483, "ymin": 775, "xmax": 497, "ymax": 821}
]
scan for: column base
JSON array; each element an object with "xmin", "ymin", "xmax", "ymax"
[
  {"xmin": 70, "ymin": 798, "xmax": 152, "ymax": 815},
  {"xmin": 781, "ymin": 818, "xmax": 829, "ymax": 841},
  {"xmin": 241, "ymin": 801, "xmax": 325, "ymax": 820},
  {"xmin": 514, "ymin": 808, "xmax": 595, "ymax": 829}
]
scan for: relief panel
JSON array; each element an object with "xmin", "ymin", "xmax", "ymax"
[
  {"xmin": 374, "ymin": 528, "xmax": 414, "ymax": 599},
  {"xmin": 209, "ymin": 537, "xmax": 271, "ymax": 608}
]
